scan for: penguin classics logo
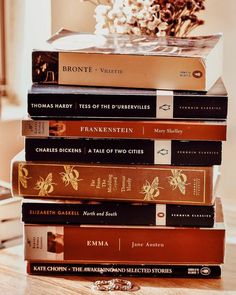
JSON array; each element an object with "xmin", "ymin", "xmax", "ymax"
[
  {"xmin": 159, "ymin": 104, "xmax": 171, "ymax": 111},
  {"xmin": 200, "ymin": 267, "xmax": 211, "ymax": 276},
  {"xmin": 192, "ymin": 70, "xmax": 203, "ymax": 78},
  {"xmin": 157, "ymin": 212, "xmax": 165, "ymax": 218},
  {"xmin": 157, "ymin": 149, "xmax": 169, "ymax": 156}
]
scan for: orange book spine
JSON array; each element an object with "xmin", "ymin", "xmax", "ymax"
[
  {"xmin": 24, "ymin": 223, "xmax": 225, "ymax": 264},
  {"xmin": 22, "ymin": 119, "xmax": 227, "ymax": 141},
  {"xmin": 12, "ymin": 159, "xmax": 215, "ymax": 205}
]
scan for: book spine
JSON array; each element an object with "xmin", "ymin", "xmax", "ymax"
[
  {"xmin": 22, "ymin": 119, "xmax": 227, "ymax": 141},
  {"xmin": 32, "ymin": 51, "xmax": 207, "ymax": 91},
  {"xmin": 24, "ymin": 138, "xmax": 222, "ymax": 166},
  {"xmin": 27, "ymin": 262, "xmax": 221, "ymax": 278},
  {"xmin": 24, "ymin": 224, "xmax": 225, "ymax": 264},
  {"xmin": 22, "ymin": 202, "xmax": 215, "ymax": 227},
  {"xmin": 12, "ymin": 160, "xmax": 214, "ymax": 204},
  {"xmin": 174, "ymin": 95, "xmax": 227, "ymax": 119},
  {"xmin": 27, "ymin": 92, "xmax": 228, "ymax": 120}
]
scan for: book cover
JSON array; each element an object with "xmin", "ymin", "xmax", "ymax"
[
  {"xmin": 12, "ymin": 151, "xmax": 218, "ymax": 205},
  {"xmin": 22, "ymin": 119, "xmax": 227, "ymax": 141},
  {"xmin": 32, "ymin": 29, "xmax": 223, "ymax": 91},
  {"xmin": 28, "ymin": 78, "xmax": 228, "ymax": 120},
  {"xmin": 24, "ymin": 138, "xmax": 222, "ymax": 166},
  {"xmin": 27, "ymin": 262, "xmax": 221, "ymax": 278},
  {"xmin": 24, "ymin": 199, "xmax": 225, "ymax": 264},
  {"xmin": 22, "ymin": 199, "xmax": 215, "ymax": 227}
]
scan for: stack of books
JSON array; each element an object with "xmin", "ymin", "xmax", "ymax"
[
  {"xmin": 11, "ymin": 30, "xmax": 227, "ymax": 278},
  {"xmin": 0, "ymin": 180, "xmax": 22, "ymax": 248}
]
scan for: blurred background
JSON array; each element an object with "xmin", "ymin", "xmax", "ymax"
[{"xmin": 0, "ymin": 0, "xmax": 235, "ymax": 239}]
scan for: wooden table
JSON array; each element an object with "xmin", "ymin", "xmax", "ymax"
[{"xmin": 0, "ymin": 242, "xmax": 235, "ymax": 295}]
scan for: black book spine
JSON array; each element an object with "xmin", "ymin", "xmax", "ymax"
[
  {"xmin": 25, "ymin": 138, "xmax": 222, "ymax": 166},
  {"xmin": 174, "ymin": 96, "xmax": 227, "ymax": 119},
  {"xmin": 22, "ymin": 202, "xmax": 215, "ymax": 227},
  {"xmin": 28, "ymin": 93, "xmax": 157, "ymax": 119},
  {"xmin": 28, "ymin": 262, "xmax": 221, "ymax": 278},
  {"xmin": 27, "ymin": 92, "xmax": 227, "ymax": 119}
]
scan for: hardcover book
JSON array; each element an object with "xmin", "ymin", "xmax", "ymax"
[
  {"xmin": 27, "ymin": 78, "xmax": 228, "ymax": 120},
  {"xmin": 22, "ymin": 199, "xmax": 216, "ymax": 227},
  {"xmin": 24, "ymin": 199, "xmax": 225, "ymax": 264},
  {"xmin": 27, "ymin": 262, "xmax": 221, "ymax": 278},
  {"xmin": 22, "ymin": 118, "xmax": 227, "ymax": 141},
  {"xmin": 32, "ymin": 29, "xmax": 223, "ymax": 91},
  {"xmin": 12, "ymin": 151, "xmax": 219, "ymax": 205},
  {"xmin": 24, "ymin": 138, "xmax": 222, "ymax": 166}
]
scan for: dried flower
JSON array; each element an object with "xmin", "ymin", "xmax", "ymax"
[{"xmin": 82, "ymin": 0, "xmax": 205, "ymax": 37}]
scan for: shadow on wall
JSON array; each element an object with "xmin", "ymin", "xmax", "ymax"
[{"xmin": 0, "ymin": 119, "xmax": 24, "ymax": 182}]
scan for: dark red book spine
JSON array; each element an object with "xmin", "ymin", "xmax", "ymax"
[
  {"xmin": 22, "ymin": 119, "xmax": 227, "ymax": 141},
  {"xmin": 24, "ymin": 224, "xmax": 225, "ymax": 264}
]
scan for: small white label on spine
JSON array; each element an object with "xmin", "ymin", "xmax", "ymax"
[
  {"xmin": 24, "ymin": 225, "xmax": 64, "ymax": 260},
  {"xmin": 154, "ymin": 140, "xmax": 172, "ymax": 164},
  {"xmin": 155, "ymin": 204, "xmax": 166, "ymax": 226},
  {"xmin": 156, "ymin": 90, "xmax": 174, "ymax": 119}
]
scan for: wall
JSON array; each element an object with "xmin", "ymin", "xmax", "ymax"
[
  {"xmin": 0, "ymin": 0, "xmax": 51, "ymax": 183},
  {"xmin": 52, "ymin": 0, "xmax": 95, "ymax": 34},
  {"xmin": 51, "ymin": 0, "xmax": 236, "ymax": 199},
  {"xmin": 0, "ymin": 120, "xmax": 24, "ymax": 182}
]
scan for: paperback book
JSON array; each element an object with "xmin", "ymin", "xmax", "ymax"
[
  {"xmin": 32, "ymin": 29, "xmax": 223, "ymax": 91},
  {"xmin": 22, "ymin": 118, "xmax": 227, "ymax": 141},
  {"xmin": 28, "ymin": 78, "xmax": 228, "ymax": 120},
  {"xmin": 27, "ymin": 262, "xmax": 221, "ymax": 278},
  {"xmin": 24, "ymin": 199, "xmax": 225, "ymax": 264},
  {"xmin": 24, "ymin": 138, "xmax": 222, "ymax": 166},
  {"xmin": 22, "ymin": 199, "xmax": 216, "ymax": 227}
]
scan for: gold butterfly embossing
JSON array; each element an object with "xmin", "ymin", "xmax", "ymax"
[
  {"xmin": 141, "ymin": 177, "xmax": 163, "ymax": 201},
  {"xmin": 167, "ymin": 169, "xmax": 189, "ymax": 195},
  {"xmin": 60, "ymin": 165, "xmax": 82, "ymax": 191},
  {"xmin": 34, "ymin": 173, "xmax": 56, "ymax": 196}
]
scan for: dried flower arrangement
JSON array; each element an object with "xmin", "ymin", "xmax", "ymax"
[{"xmin": 83, "ymin": 0, "xmax": 205, "ymax": 37}]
